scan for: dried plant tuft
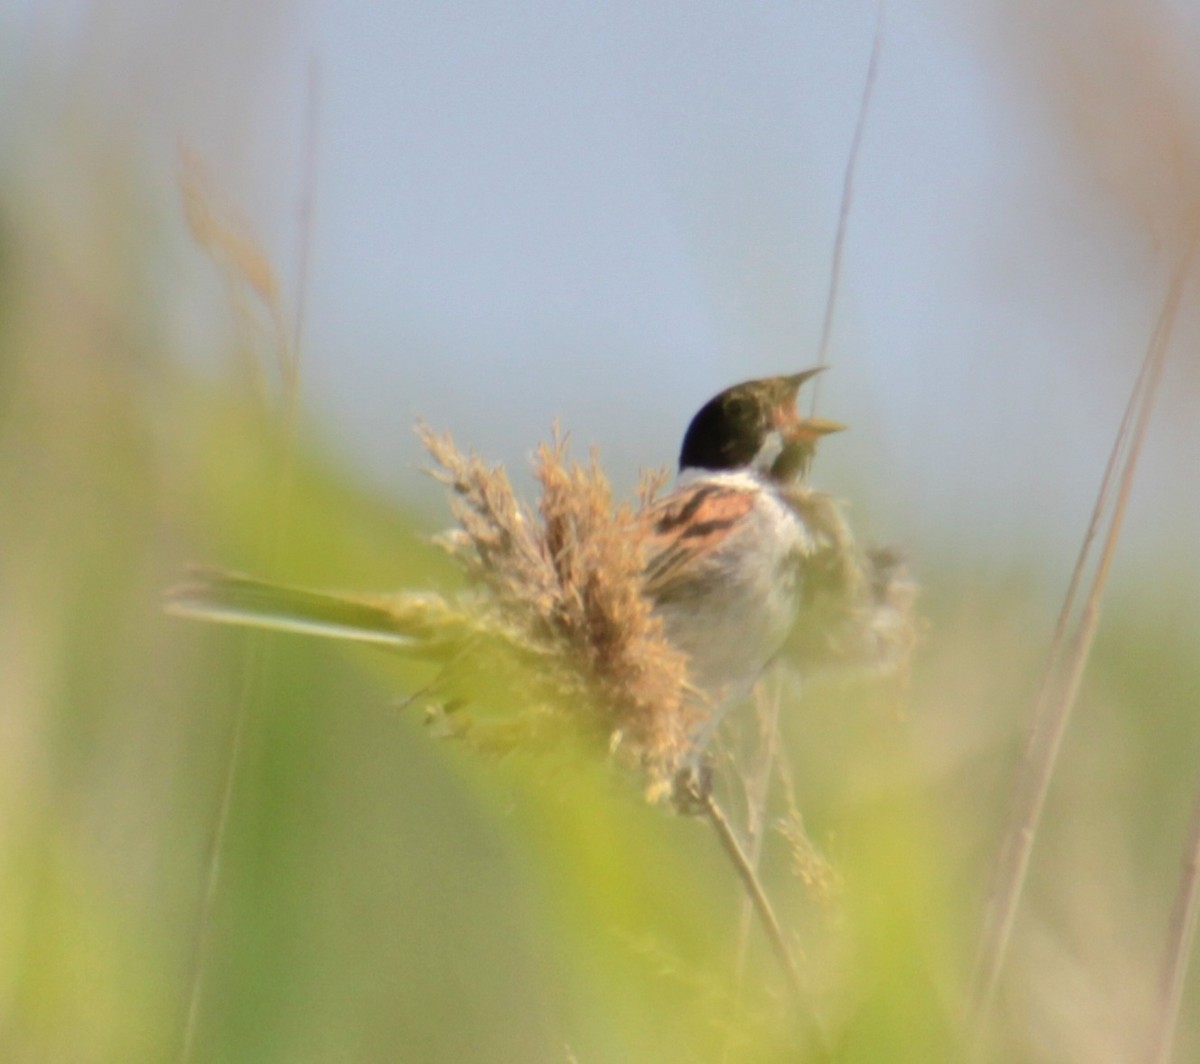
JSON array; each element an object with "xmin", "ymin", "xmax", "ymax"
[
  {"xmin": 181, "ymin": 152, "xmax": 279, "ymax": 310},
  {"xmin": 417, "ymin": 422, "xmax": 697, "ymax": 796},
  {"xmin": 180, "ymin": 151, "xmax": 296, "ymax": 401},
  {"xmin": 777, "ymin": 811, "xmax": 842, "ymax": 905}
]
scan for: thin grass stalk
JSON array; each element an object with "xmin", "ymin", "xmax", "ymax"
[
  {"xmin": 177, "ymin": 639, "xmax": 261, "ymax": 1062},
  {"xmin": 1148, "ymin": 773, "xmax": 1200, "ymax": 1064},
  {"xmin": 178, "ymin": 370, "xmax": 300, "ymax": 1064},
  {"xmin": 969, "ymin": 231, "xmax": 1198, "ymax": 1042},
  {"xmin": 178, "ymin": 104, "xmax": 319, "ymax": 1060},
  {"xmin": 809, "ymin": 0, "xmax": 884, "ymax": 416},
  {"xmin": 176, "ymin": 321, "xmax": 299, "ymax": 1064},
  {"xmin": 1028, "ymin": 347, "xmax": 1151, "ymax": 695},
  {"xmin": 701, "ymin": 793, "xmax": 799, "ymax": 993},
  {"xmin": 969, "ymin": 301, "xmax": 1151, "ymax": 1018},
  {"xmin": 712, "ymin": 8, "xmax": 885, "ymax": 1025},
  {"xmin": 721, "ymin": 671, "xmax": 786, "ymax": 1064},
  {"xmin": 716, "ymin": 9, "xmax": 881, "ymax": 1032},
  {"xmin": 734, "ymin": 672, "xmax": 785, "ymax": 975},
  {"xmin": 698, "ymin": 789, "xmax": 829, "ymax": 1054}
]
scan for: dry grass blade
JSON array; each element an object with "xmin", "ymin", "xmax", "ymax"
[
  {"xmin": 809, "ymin": 0, "xmax": 884, "ymax": 417},
  {"xmin": 1149, "ymin": 779, "xmax": 1200, "ymax": 1064},
  {"xmin": 969, "ymin": 229, "xmax": 1199, "ymax": 1041}
]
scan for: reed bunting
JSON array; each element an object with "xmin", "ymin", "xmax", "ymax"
[
  {"xmin": 643, "ymin": 370, "xmax": 913, "ymax": 753},
  {"xmin": 168, "ymin": 370, "xmax": 914, "ymax": 770}
]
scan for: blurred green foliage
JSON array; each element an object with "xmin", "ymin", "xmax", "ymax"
[{"xmin": 2, "ymin": 142, "xmax": 1199, "ymax": 1064}]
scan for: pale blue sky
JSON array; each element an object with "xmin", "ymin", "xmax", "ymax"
[{"xmin": 7, "ymin": 0, "xmax": 1198, "ymax": 576}]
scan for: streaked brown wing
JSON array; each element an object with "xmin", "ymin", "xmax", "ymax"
[{"xmin": 641, "ymin": 482, "xmax": 756, "ymax": 601}]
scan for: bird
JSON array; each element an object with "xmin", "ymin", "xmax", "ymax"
[
  {"xmin": 641, "ymin": 371, "xmax": 847, "ymax": 742},
  {"xmin": 167, "ymin": 369, "xmax": 914, "ymax": 784}
]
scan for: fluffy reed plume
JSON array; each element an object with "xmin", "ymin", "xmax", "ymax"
[
  {"xmin": 172, "ymin": 425, "xmax": 698, "ymax": 795},
  {"xmin": 418, "ymin": 423, "xmax": 696, "ymax": 795}
]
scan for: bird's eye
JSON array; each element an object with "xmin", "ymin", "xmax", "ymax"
[{"xmin": 724, "ymin": 395, "xmax": 752, "ymax": 422}]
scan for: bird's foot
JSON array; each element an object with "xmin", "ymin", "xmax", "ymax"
[{"xmin": 671, "ymin": 759, "xmax": 714, "ymax": 816}]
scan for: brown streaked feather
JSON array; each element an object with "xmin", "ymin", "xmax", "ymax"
[{"xmin": 641, "ymin": 482, "xmax": 757, "ymax": 600}]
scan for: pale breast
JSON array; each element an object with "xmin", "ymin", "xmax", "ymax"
[{"xmin": 645, "ymin": 472, "xmax": 823, "ymax": 710}]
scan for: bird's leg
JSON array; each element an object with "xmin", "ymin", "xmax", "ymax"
[{"xmin": 671, "ymin": 757, "xmax": 714, "ymax": 816}]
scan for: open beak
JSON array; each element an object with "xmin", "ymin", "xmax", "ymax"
[
  {"xmin": 771, "ymin": 368, "xmax": 846, "ymax": 441},
  {"xmin": 770, "ymin": 412, "xmax": 845, "ymax": 480},
  {"xmin": 780, "ymin": 366, "xmax": 827, "ymax": 401},
  {"xmin": 789, "ymin": 416, "xmax": 847, "ymax": 441}
]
